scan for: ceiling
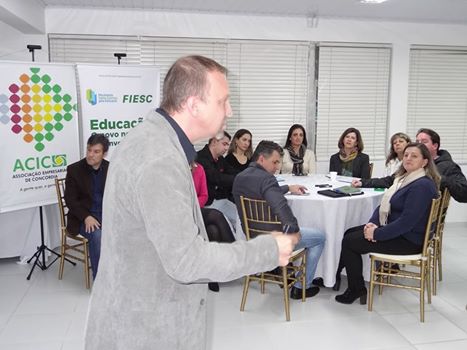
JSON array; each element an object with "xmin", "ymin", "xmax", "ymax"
[{"xmin": 38, "ymin": 0, "xmax": 467, "ymax": 25}]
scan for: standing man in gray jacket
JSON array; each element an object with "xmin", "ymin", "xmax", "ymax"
[{"xmin": 84, "ymin": 55, "xmax": 298, "ymax": 350}]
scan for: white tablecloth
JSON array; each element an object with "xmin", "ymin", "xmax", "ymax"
[{"xmin": 281, "ymin": 174, "xmax": 384, "ymax": 287}]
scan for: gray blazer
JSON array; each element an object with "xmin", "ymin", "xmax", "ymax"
[{"xmin": 85, "ymin": 110, "xmax": 279, "ymax": 350}]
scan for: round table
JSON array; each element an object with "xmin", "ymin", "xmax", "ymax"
[{"xmin": 280, "ymin": 174, "xmax": 384, "ymax": 287}]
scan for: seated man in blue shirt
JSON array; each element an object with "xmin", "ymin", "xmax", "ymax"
[
  {"xmin": 233, "ymin": 140, "xmax": 326, "ymax": 299},
  {"xmin": 65, "ymin": 134, "xmax": 110, "ymax": 280}
]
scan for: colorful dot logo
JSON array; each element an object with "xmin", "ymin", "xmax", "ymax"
[{"xmin": 0, "ymin": 67, "xmax": 77, "ymax": 152}]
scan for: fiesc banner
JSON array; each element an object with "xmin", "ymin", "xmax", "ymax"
[
  {"xmin": 0, "ymin": 62, "xmax": 80, "ymax": 213},
  {"xmin": 76, "ymin": 64, "xmax": 160, "ymax": 158}
]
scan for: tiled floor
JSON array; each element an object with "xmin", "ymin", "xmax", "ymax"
[{"xmin": 1, "ymin": 223, "xmax": 466, "ymax": 350}]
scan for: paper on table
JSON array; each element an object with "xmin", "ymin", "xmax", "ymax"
[
  {"xmin": 275, "ymin": 176, "xmax": 285, "ymax": 182},
  {"xmin": 335, "ymin": 175, "xmax": 360, "ymax": 183}
]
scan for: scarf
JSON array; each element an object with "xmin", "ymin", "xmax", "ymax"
[
  {"xmin": 379, "ymin": 167, "xmax": 426, "ymax": 226},
  {"xmin": 287, "ymin": 144, "xmax": 306, "ymax": 175},
  {"xmin": 339, "ymin": 150, "xmax": 358, "ymax": 163}
]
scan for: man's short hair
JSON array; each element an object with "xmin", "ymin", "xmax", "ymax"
[
  {"xmin": 208, "ymin": 131, "xmax": 231, "ymax": 144},
  {"xmin": 87, "ymin": 134, "xmax": 110, "ymax": 153},
  {"xmin": 160, "ymin": 55, "xmax": 228, "ymax": 114},
  {"xmin": 251, "ymin": 140, "xmax": 283, "ymax": 162},
  {"xmin": 417, "ymin": 128, "xmax": 441, "ymax": 149}
]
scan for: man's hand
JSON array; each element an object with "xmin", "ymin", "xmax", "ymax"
[
  {"xmin": 272, "ymin": 231, "xmax": 299, "ymax": 266},
  {"xmin": 351, "ymin": 179, "xmax": 362, "ymax": 188},
  {"xmin": 84, "ymin": 215, "xmax": 100, "ymax": 233},
  {"xmin": 288, "ymin": 184, "xmax": 308, "ymax": 195}
]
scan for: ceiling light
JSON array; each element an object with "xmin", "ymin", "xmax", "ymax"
[{"xmin": 360, "ymin": 0, "xmax": 388, "ymax": 4}]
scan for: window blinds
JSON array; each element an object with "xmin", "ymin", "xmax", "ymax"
[
  {"xmin": 407, "ymin": 46, "xmax": 467, "ymax": 163},
  {"xmin": 224, "ymin": 41, "xmax": 311, "ymax": 147},
  {"xmin": 48, "ymin": 35, "xmax": 141, "ymax": 64},
  {"xmin": 315, "ymin": 44, "xmax": 391, "ymax": 162},
  {"xmin": 49, "ymin": 34, "xmax": 311, "ymax": 149}
]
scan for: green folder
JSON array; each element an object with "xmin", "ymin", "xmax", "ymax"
[{"xmin": 334, "ymin": 186, "xmax": 363, "ymax": 195}]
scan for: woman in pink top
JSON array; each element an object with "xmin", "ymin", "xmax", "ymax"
[
  {"xmin": 192, "ymin": 162, "xmax": 208, "ymax": 207},
  {"xmin": 191, "ymin": 162, "xmax": 235, "ymax": 292}
]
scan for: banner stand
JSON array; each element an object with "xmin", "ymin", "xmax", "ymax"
[
  {"xmin": 26, "ymin": 206, "xmax": 63, "ymax": 279},
  {"xmin": 21, "ymin": 47, "xmax": 75, "ymax": 280}
]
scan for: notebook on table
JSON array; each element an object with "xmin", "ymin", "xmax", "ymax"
[{"xmin": 317, "ymin": 186, "xmax": 363, "ymax": 198}]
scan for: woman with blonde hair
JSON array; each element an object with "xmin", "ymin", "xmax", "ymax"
[
  {"xmin": 384, "ymin": 132, "xmax": 411, "ymax": 176},
  {"xmin": 225, "ymin": 129, "xmax": 253, "ymax": 173}
]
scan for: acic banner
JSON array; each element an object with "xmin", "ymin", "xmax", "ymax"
[{"xmin": 0, "ymin": 62, "xmax": 80, "ymax": 213}]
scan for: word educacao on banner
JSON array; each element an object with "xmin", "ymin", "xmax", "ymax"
[{"xmin": 77, "ymin": 65, "xmax": 160, "ymax": 158}]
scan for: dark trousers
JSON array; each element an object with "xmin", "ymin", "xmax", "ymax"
[
  {"xmin": 80, "ymin": 228, "xmax": 101, "ymax": 280},
  {"xmin": 341, "ymin": 225, "xmax": 422, "ymax": 291},
  {"xmin": 201, "ymin": 208, "xmax": 235, "ymax": 243}
]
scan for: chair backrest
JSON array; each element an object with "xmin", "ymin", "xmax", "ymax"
[
  {"xmin": 239, "ymin": 196, "xmax": 281, "ymax": 240},
  {"xmin": 421, "ymin": 196, "xmax": 442, "ymax": 256},
  {"xmin": 369, "ymin": 162, "xmax": 374, "ymax": 177},
  {"xmin": 435, "ymin": 188, "xmax": 451, "ymax": 238},
  {"xmin": 55, "ymin": 178, "xmax": 68, "ymax": 229}
]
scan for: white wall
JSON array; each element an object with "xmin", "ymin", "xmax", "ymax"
[
  {"xmin": 0, "ymin": 20, "xmax": 48, "ymax": 62},
  {"xmin": 0, "ymin": 0, "xmax": 45, "ymax": 33}
]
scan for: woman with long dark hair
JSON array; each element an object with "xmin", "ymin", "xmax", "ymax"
[
  {"xmin": 281, "ymin": 124, "xmax": 316, "ymax": 175},
  {"xmin": 225, "ymin": 129, "xmax": 253, "ymax": 173}
]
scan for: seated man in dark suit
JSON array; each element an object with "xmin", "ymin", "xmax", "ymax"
[
  {"xmin": 65, "ymin": 134, "xmax": 110, "ymax": 280},
  {"xmin": 233, "ymin": 140, "xmax": 326, "ymax": 299},
  {"xmin": 197, "ymin": 131, "xmax": 239, "ymax": 230}
]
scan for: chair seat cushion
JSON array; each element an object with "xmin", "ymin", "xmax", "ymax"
[{"xmin": 369, "ymin": 252, "xmax": 423, "ymax": 262}]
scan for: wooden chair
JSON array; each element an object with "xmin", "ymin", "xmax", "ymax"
[
  {"xmin": 239, "ymin": 196, "xmax": 307, "ymax": 321},
  {"xmin": 369, "ymin": 162, "xmax": 374, "ymax": 177},
  {"xmin": 368, "ymin": 196, "xmax": 441, "ymax": 322},
  {"xmin": 431, "ymin": 188, "xmax": 451, "ymax": 295},
  {"xmin": 55, "ymin": 178, "xmax": 91, "ymax": 289}
]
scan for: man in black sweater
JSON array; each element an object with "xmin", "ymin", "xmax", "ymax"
[{"xmin": 197, "ymin": 131, "xmax": 239, "ymax": 230}]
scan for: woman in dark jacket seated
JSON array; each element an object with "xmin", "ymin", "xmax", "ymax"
[
  {"xmin": 329, "ymin": 127, "xmax": 370, "ymax": 179},
  {"xmin": 335, "ymin": 143, "xmax": 440, "ymax": 304}
]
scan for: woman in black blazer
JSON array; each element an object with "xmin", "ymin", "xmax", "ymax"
[{"xmin": 329, "ymin": 127, "xmax": 370, "ymax": 179}]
